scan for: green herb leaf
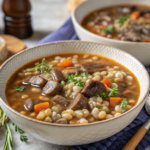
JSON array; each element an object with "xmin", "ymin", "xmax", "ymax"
[
  {"xmin": 110, "ymin": 79, "xmax": 114, "ymax": 83},
  {"xmin": 20, "ymin": 135, "xmax": 28, "ymax": 142},
  {"xmin": 118, "ymin": 15, "xmax": 129, "ymax": 24},
  {"xmin": 15, "ymin": 86, "xmax": 26, "ymax": 92},
  {"xmin": 27, "ymin": 68, "xmax": 34, "ymax": 72},
  {"xmin": 13, "ymin": 123, "xmax": 28, "ymax": 142},
  {"xmin": 41, "ymin": 58, "xmax": 46, "ymax": 64},
  {"xmin": 95, "ymin": 87, "xmax": 119, "ymax": 99},
  {"xmin": 96, "ymin": 106, "xmax": 100, "ymax": 109},
  {"xmin": 27, "ymin": 58, "xmax": 55, "ymax": 73},
  {"xmin": 108, "ymin": 87, "xmax": 119, "ymax": 97},
  {"xmin": 66, "ymin": 73, "xmax": 86, "ymax": 87},
  {"xmin": 119, "ymin": 100, "xmax": 128, "ymax": 110},
  {"xmin": 80, "ymin": 72, "xmax": 90, "ymax": 77},
  {"xmin": 35, "ymin": 62, "xmax": 40, "ymax": 66},
  {"xmin": 75, "ymin": 79, "xmax": 85, "ymax": 87},
  {"xmin": 102, "ymin": 26, "xmax": 115, "ymax": 33},
  {"xmin": 61, "ymin": 81, "xmax": 66, "ymax": 85},
  {"xmin": 95, "ymin": 91, "xmax": 107, "ymax": 100}
]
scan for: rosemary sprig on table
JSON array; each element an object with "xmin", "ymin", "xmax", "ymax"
[
  {"xmin": 0, "ymin": 107, "xmax": 28, "ymax": 150},
  {"xmin": 0, "ymin": 106, "xmax": 13, "ymax": 150}
]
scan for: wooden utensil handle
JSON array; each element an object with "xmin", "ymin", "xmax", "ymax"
[{"xmin": 122, "ymin": 127, "xmax": 147, "ymax": 150}]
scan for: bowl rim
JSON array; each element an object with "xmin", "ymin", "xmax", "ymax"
[
  {"xmin": 0, "ymin": 40, "xmax": 149, "ymax": 127},
  {"xmin": 72, "ymin": 0, "xmax": 150, "ymax": 45}
]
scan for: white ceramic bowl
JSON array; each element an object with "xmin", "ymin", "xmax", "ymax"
[
  {"xmin": 72, "ymin": 0, "xmax": 150, "ymax": 66},
  {"xmin": 0, "ymin": 41, "xmax": 149, "ymax": 145}
]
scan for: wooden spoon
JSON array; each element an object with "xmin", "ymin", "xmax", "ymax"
[{"xmin": 122, "ymin": 95, "xmax": 150, "ymax": 150}]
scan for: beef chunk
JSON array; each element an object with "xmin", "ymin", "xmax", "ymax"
[
  {"xmin": 62, "ymin": 67, "xmax": 80, "ymax": 77},
  {"xmin": 52, "ymin": 95, "xmax": 69, "ymax": 110},
  {"xmin": 81, "ymin": 80, "xmax": 107, "ymax": 97},
  {"xmin": 42, "ymin": 81, "xmax": 63, "ymax": 96},
  {"xmin": 56, "ymin": 118, "xmax": 68, "ymax": 124},
  {"xmin": 68, "ymin": 93, "xmax": 88, "ymax": 110},
  {"xmin": 24, "ymin": 98, "xmax": 39, "ymax": 112},
  {"xmin": 29, "ymin": 76, "xmax": 46, "ymax": 87},
  {"xmin": 51, "ymin": 68, "xmax": 65, "ymax": 82},
  {"xmin": 81, "ymin": 62, "xmax": 105, "ymax": 73}
]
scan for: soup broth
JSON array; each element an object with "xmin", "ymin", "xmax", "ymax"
[
  {"xmin": 5, "ymin": 53, "xmax": 140, "ymax": 124},
  {"xmin": 82, "ymin": 5, "xmax": 150, "ymax": 42}
]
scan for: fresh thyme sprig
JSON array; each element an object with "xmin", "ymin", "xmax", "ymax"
[
  {"xmin": 27, "ymin": 58, "xmax": 55, "ymax": 73},
  {"xmin": 12, "ymin": 123, "xmax": 28, "ymax": 142}
]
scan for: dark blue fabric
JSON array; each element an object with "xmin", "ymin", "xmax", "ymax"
[{"xmin": 37, "ymin": 18, "xmax": 150, "ymax": 150}]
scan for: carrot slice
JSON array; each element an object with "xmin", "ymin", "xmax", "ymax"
[
  {"xmin": 34, "ymin": 102, "xmax": 50, "ymax": 113},
  {"xmin": 130, "ymin": 11, "xmax": 140, "ymax": 20},
  {"xmin": 101, "ymin": 77, "xmax": 112, "ymax": 87},
  {"xmin": 108, "ymin": 97, "xmax": 122, "ymax": 108},
  {"xmin": 58, "ymin": 59, "xmax": 72, "ymax": 67}
]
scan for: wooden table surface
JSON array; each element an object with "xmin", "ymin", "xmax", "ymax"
[{"xmin": 0, "ymin": 0, "xmax": 150, "ymax": 150}]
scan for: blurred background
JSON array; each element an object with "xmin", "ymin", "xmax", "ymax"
[{"xmin": 0, "ymin": 0, "xmax": 70, "ymax": 47}]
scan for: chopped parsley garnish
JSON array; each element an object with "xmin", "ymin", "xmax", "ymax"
[
  {"xmin": 108, "ymin": 87, "xmax": 119, "ymax": 97},
  {"xmin": 118, "ymin": 15, "xmax": 129, "ymax": 24},
  {"xmin": 75, "ymin": 79, "xmax": 85, "ymax": 87},
  {"xmin": 27, "ymin": 58, "xmax": 55, "ymax": 73},
  {"xmin": 102, "ymin": 26, "xmax": 115, "ymax": 33},
  {"xmin": 27, "ymin": 68, "xmax": 34, "ymax": 72},
  {"xmin": 15, "ymin": 86, "xmax": 26, "ymax": 92},
  {"xmin": 96, "ymin": 106, "xmax": 100, "ymax": 109},
  {"xmin": 110, "ymin": 79, "xmax": 114, "ymax": 83},
  {"xmin": 95, "ymin": 91, "xmax": 107, "ymax": 100},
  {"xmin": 66, "ymin": 72, "xmax": 89, "ymax": 87},
  {"xmin": 80, "ymin": 72, "xmax": 90, "ymax": 77},
  {"xmin": 95, "ymin": 87, "xmax": 119, "ymax": 100},
  {"xmin": 61, "ymin": 81, "xmax": 66, "ymax": 85},
  {"xmin": 119, "ymin": 100, "xmax": 128, "ymax": 110}
]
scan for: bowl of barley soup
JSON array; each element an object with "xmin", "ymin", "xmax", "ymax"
[{"xmin": 0, "ymin": 41, "xmax": 149, "ymax": 145}]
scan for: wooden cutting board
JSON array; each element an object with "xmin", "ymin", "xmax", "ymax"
[
  {"xmin": 0, "ymin": 34, "xmax": 26, "ymax": 54},
  {"xmin": 0, "ymin": 34, "xmax": 26, "ymax": 65}
]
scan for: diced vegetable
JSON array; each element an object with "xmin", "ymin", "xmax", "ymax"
[
  {"xmin": 58, "ymin": 59, "xmax": 72, "ymax": 67},
  {"xmin": 130, "ymin": 11, "xmax": 140, "ymax": 20},
  {"xmin": 34, "ymin": 102, "xmax": 50, "ymax": 113},
  {"xmin": 101, "ymin": 77, "xmax": 112, "ymax": 87},
  {"xmin": 108, "ymin": 97, "xmax": 122, "ymax": 107}
]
